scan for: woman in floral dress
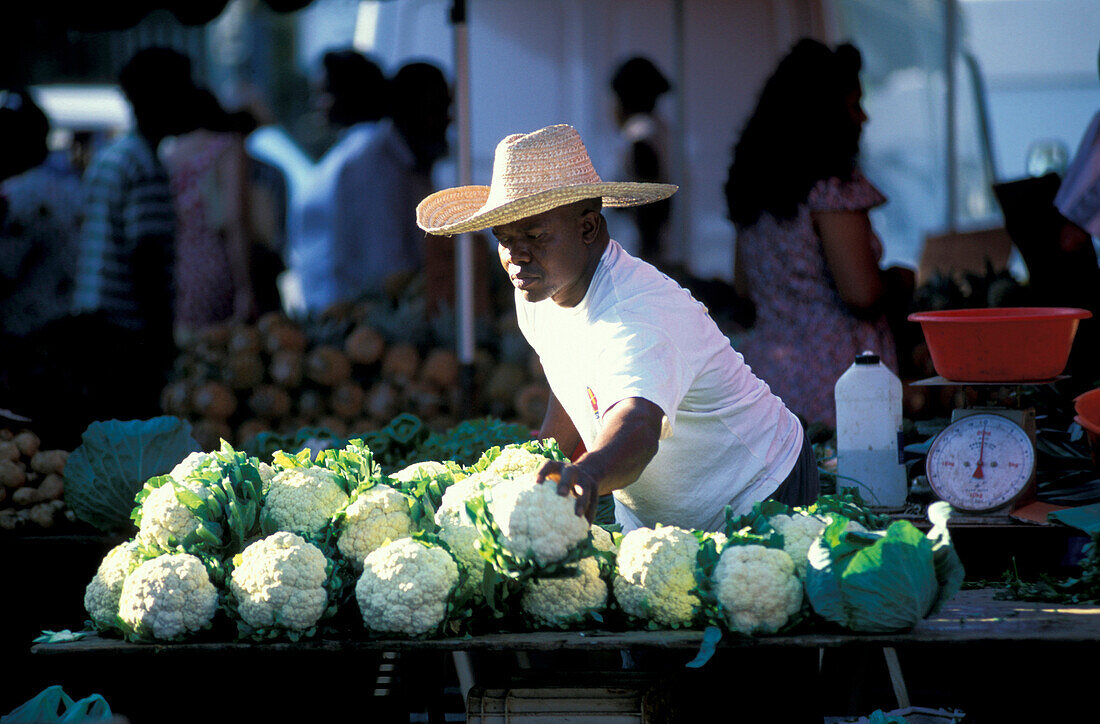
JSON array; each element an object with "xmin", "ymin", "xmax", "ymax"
[
  {"xmin": 163, "ymin": 89, "xmax": 254, "ymax": 340},
  {"xmin": 725, "ymin": 39, "xmax": 897, "ymax": 427}
]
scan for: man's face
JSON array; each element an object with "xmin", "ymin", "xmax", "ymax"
[{"xmin": 493, "ymin": 203, "xmax": 594, "ymax": 307}]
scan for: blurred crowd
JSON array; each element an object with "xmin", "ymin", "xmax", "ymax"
[
  {"xmin": 2, "ymin": 38, "xmax": 1098, "ymax": 446},
  {"xmin": 0, "ymin": 46, "xmax": 451, "ymax": 446}
]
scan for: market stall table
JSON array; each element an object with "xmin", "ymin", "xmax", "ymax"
[
  {"xmin": 26, "ymin": 590, "xmax": 1100, "ymax": 653},
  {"xmin": 25, "ymin": 589, "xmax": 1100, "ymax": 722}
]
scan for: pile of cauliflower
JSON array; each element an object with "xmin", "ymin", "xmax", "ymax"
[{"xmin": 81, "ymin": 437, "xmax": 895, "ymax": 644}]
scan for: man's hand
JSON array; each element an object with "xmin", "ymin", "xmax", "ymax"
[
  {"xmin": 535, "ymin": 459, "xmax": 599, "ymax": 523},
  {"xmin": 533, "ymin": 396, "xmax": 663, "ymax": 525}
]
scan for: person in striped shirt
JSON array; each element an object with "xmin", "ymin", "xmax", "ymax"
[{"xmin": 71, "ymin": 47, "xmax": 197, "ymax": 418}]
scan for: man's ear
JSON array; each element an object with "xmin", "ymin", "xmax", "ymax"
[{"xmin": 579, "ymin": 209, "xmax": 602, "ymax": 244}]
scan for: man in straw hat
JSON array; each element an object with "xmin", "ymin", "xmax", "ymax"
[{"xmin": 417, "ymin": 124, "xmax": 818, "ymax": 532}]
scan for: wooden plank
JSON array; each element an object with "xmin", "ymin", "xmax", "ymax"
[{"xmin": 29, "ymin": 590, "xmax": 1100, "ymax": 657}]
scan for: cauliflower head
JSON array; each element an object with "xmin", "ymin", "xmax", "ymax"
[
  {"xmin": 355, "ymin": 537, "xmax": 460, "ymax": 636},
  {"xmin": 486, "ymin": 447, "xmax": 549, "ymax": 479},
  {"xmin": 769, "ymin": 513, "xmax": 828, "ymax": 578},
  {"xmin": 391, "ymin": 460, "xmax": 450, "ymax": 482},
  {"xmin": 434, "ymin": 473, "xmax": 510, "ymax": 600},
  {"xmin": 136, "ymin": 479, "xmax": 213, "ymax": 549},
  {"xmin": 337, "ymin": 485, "xmax": 415, "ymax": 570},
  {"xmin": 230, "ymin": 532, "xmax": 329, "ymax": 632},
  {"xmin": 713, "ymin": 544, "xmax": 803, "ymax": 635},
  {"xmin": 486, "ymin": 473, "xmax": 590, "ymax": 566},
  {"xmin": 522, "ymin": 556, "xmax": 607, "ymax": 628},
  {"xmin": 84, "ymin": 540, "xmax": 146, "ymax": 628},
  {"xmin": 264, "ymin": 466, "xmax": 348, "ymax": 536},
  {"xmin": 169, "ymin": 451, "xmax": 216, "ymax": 482},
  {"xmin": 613, "ymin": 526, "xmax": 700, "ymax": 628},
  {"xmin": 434, "ymin": 470, "xmax": 502, "ymax": 529},
  {"xmin": 118, "ymin": 554, "xmax": 218, "ymax": 640},
  {"xmin": 438, "ymin": 522, "xmax": 486, "ymax": 598}
]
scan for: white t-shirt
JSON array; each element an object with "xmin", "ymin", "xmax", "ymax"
[{"xmin": 515, "ymin": 239, "xmax": 803, "ymax": 532}]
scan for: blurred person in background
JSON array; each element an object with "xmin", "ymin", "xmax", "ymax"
[
  {"xmin": 288, "ymin": 49, "xmax": 389, "ymax": 313},
  {"xmin": 70, "ymin": 47, "xmax": 196, "ymax": 422},
  {"xmin": 0, "ymin": 88, "xmax": 49, "ymax": 184},
  {"xmin": 725, "ymin": 39, "xmax": 911, "ymax": 428},
  {"xmin": 337, "ymin": 60, "xmax": 451, "ymax": 302},
  {"xmin": 228, "ymin": 85, "xmax": 292, "ymax": 318},
  {"xmin": 291, "ymin": 55, "xmax": 451, "ymax": 314},
  {"xmin": 0, "ymin": 88, "xmax": 84, "ymax": 442},
  {"xmin": 608, "ymin": 56, "xmax": 673, "ymax": 267},
  {"xmin": 0, "ymin": 88, "xmax": 81, "ymax": 340},
  {"xmin": 162, "ymin": 87, "xmax": 256, "ymax": 341},
  {"xmin": 239, "ymin": 119, "xmax": 290, "ymax": 320},
  {"xmin": 1048, "ymin": 39, "xmax": 1100, "ymax": 386}
]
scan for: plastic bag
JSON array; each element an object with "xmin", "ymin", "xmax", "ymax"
[{"xmin": 1, "ymin": 685, "xmax": 113, "ymax": 723}]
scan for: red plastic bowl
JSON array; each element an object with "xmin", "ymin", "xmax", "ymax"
[
  {"xmin": 1077, "ymin": 388, "xmax": 1100, "ymax": 433},
  {"xmin": 908, "ymin": 307, "xmax": 1091, "ymax": 382},
  {"xmin": 1076, "ymin": 387, "xmax": 1100, "ymax": 468}
]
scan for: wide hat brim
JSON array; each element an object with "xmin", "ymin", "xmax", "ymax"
[{"xmin": 416, "ymin": 181, "xmax": 678, "ymax": 236}]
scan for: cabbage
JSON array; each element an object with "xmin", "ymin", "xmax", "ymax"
[
  {"xmin": 64, "ymin": 417, "xmax": 201, "ymax": 533},
  {"xmin": 805, "ymin": 501, "xmax": 964, "ymax": 632}
]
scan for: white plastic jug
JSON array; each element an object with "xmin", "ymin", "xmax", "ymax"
[{"xmin": 834, "ymin": 351, "xmax": 908, "ymax": 510}]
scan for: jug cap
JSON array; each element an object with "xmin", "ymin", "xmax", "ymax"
[{"xmin": 855, "ymin": 351, "xmax": 880, "ymax": 365}]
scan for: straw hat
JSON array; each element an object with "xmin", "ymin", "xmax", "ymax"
[{"xmin": 416, "ymin": 124, "xmax": 677, "ymax": 236}]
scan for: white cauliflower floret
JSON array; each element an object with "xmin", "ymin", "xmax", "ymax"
[
  {"xmin": 713, "ymin": 544, "xmax": 803, "ymax": 635},
  {"xmin": 169, "ymin": 451, "xmax": 216, "ymax": 482},
  {"xmin": 769, "ymin": 512, "xmax": 828, "ymax": 578},
  {"xmin": 614, "ymin": 526, "xmax": 700, "ymax": 628},
  {"xmin": 137, "ymin": 479, "xmax": 212, "ymax": 549},
  {"xmin": 84, "ymin": 540, "xmax": 146, "ymax": 628},
  {"xmin": 265, "ymin": 466, "xmax": 348, "ymax": 536},
  {"xmin": 117, "ymin": 554, "xmax": 218, "ymax": 640},
  {"xmin": 438, "ymin": 523, "xmax": 486, "ymax": 599},
  {"xmin": 433, "ymin": 473, "xmax": 507, "ymax": 600},
  {"xmin": 355, "ymin": 537, "xmax": 460, "ymax": 636},
  {"xmin": 522, "ymin": 556, "xmax": 607, "ymax": 628},
  {"xmin": 337, "ymin": 485, "xmax": 415, "ymax": 570},
  {"xmin": 230, "ymin": 532, "xmax": 329, "ymax": 632},
  {"xmin": 258, "ymin": 462, "xmax": 276, "ymax": 486},
  {"xmin": 391, "ymin": 461, "xmax": 449, "ymax": 482},
  {"xmin": 434, "ymin": 470, "xmax": 502, "ymax": 529},
  {"xmin": 707, "ymin": 532, "xmax": 728, "ymax": 549},
  {"xmin": 486, "ymin": 447, "xmax": 549, "ymax": 479},
  {"xmin": 487, "ymin": 473, "xmax": 590, "ymax": 566}
]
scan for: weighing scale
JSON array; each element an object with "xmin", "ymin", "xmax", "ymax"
[{"xmin": 912, "ymin": 376, "xmax": 1057, "ymax": 514}]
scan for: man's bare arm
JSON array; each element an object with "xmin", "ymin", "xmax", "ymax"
[
  {"xmin": 536, "ymin": 397, "xmax": 663, "ymax": 521},
  {"xmin": 538, "ymin": 391, "xmax": 582, "ymax": 458}
]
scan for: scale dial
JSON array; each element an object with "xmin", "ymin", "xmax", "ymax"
[{"xmin": 926, "ymin": 413, "xmax": 1035, "ymax": 512}]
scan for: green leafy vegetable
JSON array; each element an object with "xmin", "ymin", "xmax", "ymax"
[
  {"xmin": 685, "ymin": 625, "xmax": 723, "ymax": 668},
  {"xmin": 805, "ymin": 501, "xmax": 964, "ymax": 632},
  {"xmin": 465, "ymin": 438, "xmax": 567, "ymax": 475},
  {"xmin": 315, "ymin": 438, "xmax": 384, "ymax": 493},
  {"xmin": 410, "ymin": 417, "xmax": 534, "ymax": 468},
  {"xmin": 801, "ymin": 489, "xmax": 893, "ymax": 530},
  {"xmin": 390, "ymin": 461, "xmax": 464, "ymax": 531},
  {"xmin": 64, "ymin": 417, "xmax": 201, "ymax": 534}
]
